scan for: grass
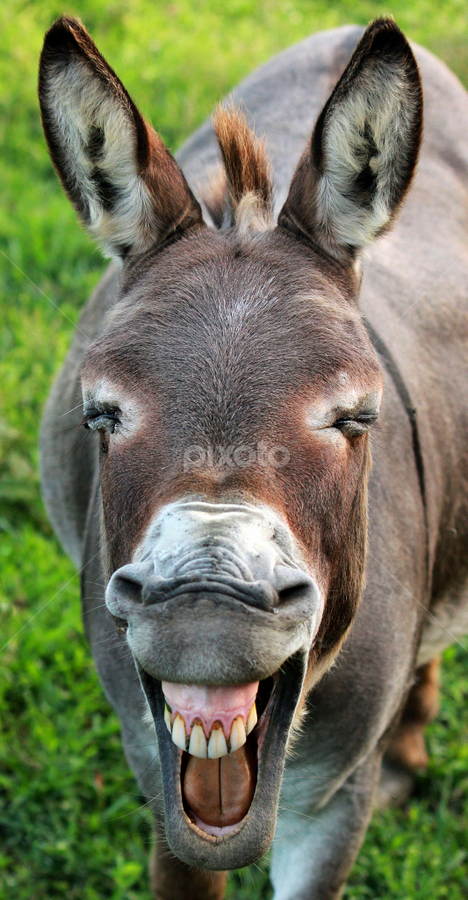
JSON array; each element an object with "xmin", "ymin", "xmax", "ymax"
[{"xmin": 1, "ymin": 0, "xmax": 467, "ymax": 897}]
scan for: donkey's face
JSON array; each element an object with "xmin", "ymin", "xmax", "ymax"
[{"xmin": 39, "ymin": 17, "xmax": 422, "ymax": 869}]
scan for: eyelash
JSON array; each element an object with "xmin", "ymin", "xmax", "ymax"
[
  {"xmin": 82, "ymin": 409, "xmax": 377, "ymax": 437},
  {"xmin": 333, "ymin": 414, "xmax": 379, "ymax": 436},
  {"xmin": 82, "ymin": 408, "xmax": 121, "ymax": 434}
]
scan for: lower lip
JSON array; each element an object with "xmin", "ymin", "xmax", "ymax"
[{"xmin": 188, "ymin": 813, "xmax": 241, "ymax": 836}]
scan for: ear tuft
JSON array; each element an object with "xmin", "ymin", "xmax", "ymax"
[
  {"xmin": 39, "ymin": 17, "xmax": 204, "ymax": 258},
  {"xmin": 279, "ymin": 18, "xmax": 423, "ymax": 263},
  {"xmin": 212, "ymin": 106, "xmax": 273, "ymax": 229}
]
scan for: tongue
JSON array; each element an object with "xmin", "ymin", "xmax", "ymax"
[
  {"xmin": 162, "ymin": 681, "xmax": 259, "ymax": 829},
  {"xmin": 183, "ymin": 742, "xmax": 257, "ymax": 827}
]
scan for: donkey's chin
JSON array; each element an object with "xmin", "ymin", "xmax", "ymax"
[{"xmin": 140, "ymin": 653, "xmax": 305, "ymax": 869}]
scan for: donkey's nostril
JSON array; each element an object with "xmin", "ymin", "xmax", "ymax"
[
  {"xmin": 273, "ymin": 566, "xmax": 316, "ymax": 606},
  {"xmin": 278, "ymin": 583, "xmax": 310, "ymax": 604},
  {"xmin": 110, "ymin": 569, "xmax": 145, "ymax": 605},
  {"xmin": 106, "ymin": 562, "xmax": 156, "ymax": 620}
]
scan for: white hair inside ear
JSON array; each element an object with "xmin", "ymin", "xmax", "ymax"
[
  {"xmin": 39, "ymin": 16, "xmax": 204, "ymax": 259},
  {"xmin": 278, "ymin": 19, "xmax": 423, "ymax": 264}
]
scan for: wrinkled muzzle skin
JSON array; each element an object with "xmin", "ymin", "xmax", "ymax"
[
  {"xmin": 107, "ymin": 501, "xmax": 321, "ymax": 684},
  {"xmin": 105, "ymin": 499, "xmax": 322, "ymax": 867}
]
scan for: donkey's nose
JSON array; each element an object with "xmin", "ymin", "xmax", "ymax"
[
  {"xmin": 105, "ymin": 500, "xmax": 323, "ymax": 685},
  {"xmin": 140, "ymin": 573, "xmax": 280, "ymax": 610},
  {"xmin": 105, "ymin": 499, "xmax": 318, "ymax": 624},
  {"xmin": 106, "ymin": 567, "xmax": 279, "ymax": 611},
  {"xmin": 106, "ymin": 556, "xmax": 315, "ymax": 624}
]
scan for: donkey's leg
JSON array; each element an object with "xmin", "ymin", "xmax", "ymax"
[
  {"xmin": 270, "ymin": 752, "xmax": 382, "ymax": 900},
  {"xmin": 386, "ymin": 656, "xmax": 440, "ymax": 770},
  {"xmin": 149, "ymin": 831, "xmax": 228, "ymax": 900}
]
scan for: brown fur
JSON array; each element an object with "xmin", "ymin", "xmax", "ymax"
[
  {"xmin": 299, "ymin": 442, "xmax": 371, "ymax": 698},
  {"xmin": 386, "ymin": 657, "xmax": 441, "ymax": 770},
  {"xmin": 149, "ymin": 834, "xmax": 227, "ymax": 900},
  {"xmin": 211, "ymin": 106, "xmax": 273, "ymax": 226}
]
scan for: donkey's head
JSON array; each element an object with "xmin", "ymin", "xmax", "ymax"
[{"xmin": 39, "ymin": 17, "xmax": 422, "ymax": 869}]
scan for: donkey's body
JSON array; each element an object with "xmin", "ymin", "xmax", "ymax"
[{"xmin": 40, "ymin": 22, "xmax": 468, "ymax": 900}]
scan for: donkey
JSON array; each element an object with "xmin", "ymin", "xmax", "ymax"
[{"xmin": 39, "ymin": 14, "xmax": 468, "ymax": 899}]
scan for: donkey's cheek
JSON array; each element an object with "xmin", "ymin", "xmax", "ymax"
[
  {"xmin": 278, "ymin": 438, "xmax": 365, "ymax": 546},
  {"xmin": 100, "ymin": 460, "xmax": 156, "ymax": 570}
]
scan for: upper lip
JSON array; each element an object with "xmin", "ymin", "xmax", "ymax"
[
  {"xmin": 140, "ymin": 652, "xmax": 306, "ymax": 869},
  {"xmin": 106, "ymin": 575, "xmax": 320, "ymax": 686},
  {"xmin": 141, "ymin": 572, "xmax": 280, "ymax": 610}
]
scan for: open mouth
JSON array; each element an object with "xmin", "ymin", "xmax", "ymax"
[
  {"xmin": 140, "ymin": 653, "xmax": 305, "ymax": 868},
  {"xmin": 165, "ymin": 675, "xmax": 276, "ymax": 835}
]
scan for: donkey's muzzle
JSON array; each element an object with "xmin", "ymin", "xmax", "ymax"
[
  {"xmin": 109, "ymin": 567, "xmax": 312, "ymax": 611},
  {"xmin": 105, "ymin": 499, "xmax": 323, "ymax": 684}
]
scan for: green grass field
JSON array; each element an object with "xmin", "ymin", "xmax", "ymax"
[{"xmin": 1, "ymin": 1, "xmax": 467, "ymax": 897}]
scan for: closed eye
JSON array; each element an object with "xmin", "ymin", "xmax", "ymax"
[
  {"xmin": 333, "ymin": 412, "xmax": 379, "ymax": 436},
  {"xmin": 82, "ymin": 406, "xmax": 121, "ymax": 434}
]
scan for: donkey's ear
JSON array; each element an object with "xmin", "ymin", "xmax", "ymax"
[
  {"xmin": 39, "ymin": 17, "xmax": 204, "ymax": 259},
  {"xmin": 278, "ymin": 19, "xmax": 423, "ymax": 264}
]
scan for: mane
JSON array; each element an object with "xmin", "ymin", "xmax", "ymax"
[{"xmin": 201, "ymin": 106, "xmax": 274, "ymax": 234}]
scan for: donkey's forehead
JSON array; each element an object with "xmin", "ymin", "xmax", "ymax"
[
  {"xmin": 82, "ymin": 229, "xmax": 372, "ymax": 384},
  {"xmin": 117, "ymin": 228, "xmax": 355, "ymax": 314}
]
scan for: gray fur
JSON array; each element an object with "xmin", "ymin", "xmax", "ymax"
[{"xmin": 40, "ymin": 24, "xmax": 468, "ymax": 898}]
